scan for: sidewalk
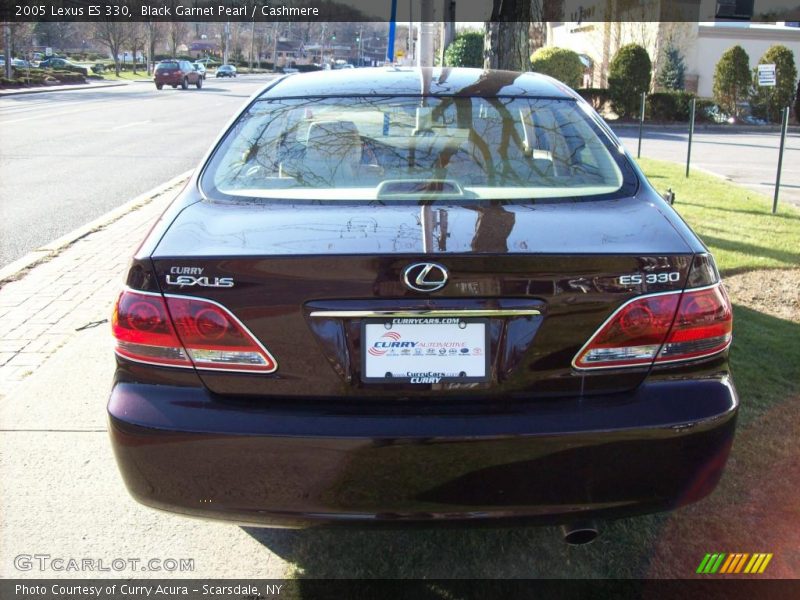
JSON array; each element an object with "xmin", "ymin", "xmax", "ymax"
[
  {"xmin": 0, "ymin": 174, "xmax": 292, "ymax": 579},
  {"xmin": 0, "ymin": 174, "xmax": 187, "ymax": 390},
  {"xmin": 0, "ymin": 80, "xmax": 130, "ymax": 97}
]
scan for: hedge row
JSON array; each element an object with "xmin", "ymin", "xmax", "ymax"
[{"xmin": 577, "ymin": 88, "xmax": 719, "ymax": 122}]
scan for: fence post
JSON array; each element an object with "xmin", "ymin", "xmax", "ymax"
[
  {"xmin": 685, "ymin": 97, "xmax": 696, "ymax": 178},
  {"xmin": 773, "ymin": 106, "xmax": 790, "ymax": 214},
  {"xmin": 637, "ymin": 91, "xmax": 646, "ymax": 158}
]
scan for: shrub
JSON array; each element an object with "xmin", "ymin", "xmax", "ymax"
[
  {"xmin": 713, "ymin": 45, "xmax": 751, "ymax": 117},
  {"xmin": 608, "ymin": 44, "xmax": 652, "ymax": 118},
  {"xmin": 695, "ymin": 99, "xmax": 717, "ymax": 123},
  {"xmin": 657, "ymin": 41, "xmax": 685, "ymax": 90},
  {"xmin": 443, "ymin": 31, "xmax": 484, "ymax": 68},
  {"xmin": 795, "ymin": 80, "xmax": 800, "ymax": 124},
  {"xmin": 576, "ymin": 87, "xmax": 609, "ymax": 110},
  {"xmin": 646, "ymin": 91, "xmax": 696, "ymax": 121},
  {"xmin": 750, "ymin": 45, "xmax": 798, "ymax": 122},
  {"xmin": 530, "ymin": 47, "xmax": 583, "ymax": 89}
]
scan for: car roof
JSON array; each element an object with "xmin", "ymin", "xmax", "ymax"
[{"xmin": 259, "ymin": 67, "xmax": 574, "ymax": 99}]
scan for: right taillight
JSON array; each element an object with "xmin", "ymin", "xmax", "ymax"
[
  {"xmin": 112, "ymin": 289, "xmax": 277, "ymax": 373},
  {"xmin": 573, "ymin": 284, "xmax": 732, "ymax": 370},
  {"xmin": 655, "ymin": 285, "xmax": 732, "ymax": 364}
]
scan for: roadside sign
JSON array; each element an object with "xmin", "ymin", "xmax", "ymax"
[
  {"xmin": 758, "ymin": 64, "xmax": 776, "ymax": 87},
  {"xmin": 45, "ymin": 47, "xmax": 52, "ymax": 57}
]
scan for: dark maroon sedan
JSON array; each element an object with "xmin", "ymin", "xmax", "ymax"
[{"xmin": 108, "ymin": 68, "xmax": 736, "ymax": 541}]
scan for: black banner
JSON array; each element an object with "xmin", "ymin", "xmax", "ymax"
[
  {"xmin": 1, "ymin": 0, "xmax": 800, "ymax": 22},
  {"xmin": 3, "ymin": 580, "xmax": 800, "ymax": 600}
]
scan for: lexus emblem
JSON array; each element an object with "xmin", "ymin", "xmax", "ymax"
[{"xmin": 402, "ymin": 262, "xmax": 449, "ymax": 293}]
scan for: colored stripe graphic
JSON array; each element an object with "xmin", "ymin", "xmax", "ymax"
[
  {"xmin": 734, "ymin": 553, "xmax": 750, "ymax": 573},
  {"xmin": 758, "ymin": 554, "xmax": 773, "ymax": 573},
  {"xmin": 697, "ymin": 554, "xmax": 712, "ymax": 574},
  {"xmin": 720, "ymin": 554, "xmax": 736, "ymax": 574},
  {"xmin": 699, "ymin": 552, "xmax": 772, "ymax": 575},
  {"xmin": 710, "ymin": 553, "xmax": 726, "ymax": 573}
]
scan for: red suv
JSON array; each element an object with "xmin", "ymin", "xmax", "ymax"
[{"xmin": 154, "ymin": 60, "xmax": 202, "ymax": 90}]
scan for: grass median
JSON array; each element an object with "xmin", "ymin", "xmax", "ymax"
[{"xmin": 244, "ymin": 158, "xmax": 799, "ymax": 579}]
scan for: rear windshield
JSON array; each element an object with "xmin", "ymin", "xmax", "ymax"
[
  {"xmin": 201, "ymin": 96, "xmax": 637, "ymax": 202},
  {"xmin": 156, "ymin": 62, "xmax": 179, "ymax": 70}
]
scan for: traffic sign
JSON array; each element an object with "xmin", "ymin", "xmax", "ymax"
[
  {"xmin": 45, "ymin": 47, "xmax": 52, "ymax": 57},
  {"xmin": 758, "ymin": 64, "xmax": 776, "ymax": 87}
]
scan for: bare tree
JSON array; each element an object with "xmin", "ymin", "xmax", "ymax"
[
  {"xmin": 94, "ymin": 22, "xmax": 129, "ymax": 76},
  {"xmin": 129, "ymin": 23, "xmax": 146, "ymax": 74},
  {"xmin": 168, "ymin": 21, "xmax": 188, "ymax": 58},
  {"xmin": 145, "ymin": 21, "xmax": 165, "ymax": 74}
]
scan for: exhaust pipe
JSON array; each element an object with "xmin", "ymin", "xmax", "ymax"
[{"xmin": 560, "ymin": 520, "xmax": 599, "ymax": 545}]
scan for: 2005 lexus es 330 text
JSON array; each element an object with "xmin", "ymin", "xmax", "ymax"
[{"xmin": 108, "ymin": 68, "xmax": 737, "ymax": 537}]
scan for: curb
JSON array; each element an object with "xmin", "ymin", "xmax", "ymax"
[
  {"xmin": 610, "ymin": 123, "xmax": 800, "ymax": 134},
  {"xmin": 0, "ymin": 81, "xmax": 129, "ymax": 96},
  {"xmin": 0, "ymin": 170, "xmax": 193, "ymax": 286}
]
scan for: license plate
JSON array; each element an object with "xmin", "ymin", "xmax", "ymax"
[{"xmin": 361, "ymin": 317, "xmax": 489, "ymax": 383}]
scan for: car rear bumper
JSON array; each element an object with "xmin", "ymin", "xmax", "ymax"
[
  {"xmin": 107, "ymin": 377, "xmax": 737, "ymax": 527},
  {"xmin": 154, "ymin": 74, "xmax": 184, "ymax": 84}
]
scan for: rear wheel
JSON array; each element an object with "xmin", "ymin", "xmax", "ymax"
[
  {"xmin": 196, "ymin": 77, "xmax": 202, "ymax": 89},
  {"xmin": 181, "ymin": 77, "xmax": 188, "ymax": 90},
  {"xmin": 155, "ymin": 83, "xmax": 163, "ymax": 90},
  {"xmin": 171, "ymin": 85, "xmax": 177, "ymax": 89}
]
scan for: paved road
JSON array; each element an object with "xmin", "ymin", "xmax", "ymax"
[
  {"xmin": 614, "ymin": 127, "xmax": 800, "ymax": 207},
  {"xmin": 0, "ymin": 75, "xmax": 277, "ymax": 268}
]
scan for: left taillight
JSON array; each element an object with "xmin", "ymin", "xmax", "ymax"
[{"xmin": 112, "ymin": 290, "xmax": 277, "ymax": 373}]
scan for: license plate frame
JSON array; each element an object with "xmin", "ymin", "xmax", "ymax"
[{"xmin": 361, "ymin": 317, "xmax": 490, "ymax": 384}]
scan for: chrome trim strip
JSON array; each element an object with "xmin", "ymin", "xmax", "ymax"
[{"xmin": 309, "ymin": 309, "xmax": 541, "ymax": 318}]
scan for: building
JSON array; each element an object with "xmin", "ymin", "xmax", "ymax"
[{"xmin": 549, "ymin": 20, "xmax": 800, "ymax": 97}]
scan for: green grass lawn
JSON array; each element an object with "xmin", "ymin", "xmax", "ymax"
[
  {"xmin": 246, "ymin": 159, "xmax": 800, "ymax": 579},
  {"xmin": 638, "ymin": 157, "xmax": 800, "ymax": 275},
  {"xmin": 98, "ymin": 70, "xmax": 152, "ymax": 82}
]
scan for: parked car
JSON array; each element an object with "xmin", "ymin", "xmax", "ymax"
[
  {"xmin": 215, "ymin": 64, "xmax": 237, "ymax": 78},
  {"xmin": 153, "ymin": 60, "xmax": 202, "ymax": 90},
  {"xmin": 37, "ymin": 57, "xmax": 89, "ymax": 76},
  {"xmin": 11, "ymin": 58, "xmax": 30, "ymax": 68},
  {"xmin": 109, "ymin": 68, "xmax": 737, "ymax": 538},
  {"xmin": 192, "ymin": 62, "xmax": 207, "ymax": 80}
]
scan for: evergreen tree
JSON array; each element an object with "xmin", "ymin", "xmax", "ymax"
[
  {"xmin": 713, "ymin": 45, "xmax": 751, "ymax": 117},
  {"xmin": 750, "ymin": 45, "xmax": 798, "ymax": 123},
  {"xmin": 657, "ymin": 42, "xmax": 685, "ymax": 90}
]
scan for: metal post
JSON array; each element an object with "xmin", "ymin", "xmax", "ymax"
[
  {"xmin": 4, "ymin": 23, "xmax": 12, "ymax": 80},
  {"xmin": 773, "ymin": 106, "xmax": 789, "ymax": 214},
  {"xmin": 637, "ymin": 91, "xmax": 646, "ymax": 158},
  {"xmin": 386, "ymin": 0, "xmax": 397, "ymax": 63},
  {"xmin": 686, "ymin": 97, "xmax": 696, "ymax": 178}
]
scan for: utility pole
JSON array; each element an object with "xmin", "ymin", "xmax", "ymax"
[
  {"xmin": 271, "ymin": 22, "xmax": 278, "ymax": 72},
  {"xmin": 249, "ymin": 20, "xmax": 255, "ymax": 70},
  {"xmin": 418, "ymin": 0, "xmax": 435, "ymax": 67},
  {"xmin": 4, "ymin": 23, "xmax": 12, "ymax": 79},
  {"xmin": 222, "ymin": 21, "xmax": 230, "ymax": 65}
]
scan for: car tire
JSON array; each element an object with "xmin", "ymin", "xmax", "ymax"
[
  {"xmin": 196, "ymin": 77, "xmax": 202, "ymax": 89},
  {"xmin": 181, "ymin": 77, "xmax": 188, "ymax": 90},
  {"xmin": 156, "ymin": 83, "xmax": 163, "ymax": 90},
  {"xmin": 172, "ymin": 85, "xmax": 177, "ymax": 89}
]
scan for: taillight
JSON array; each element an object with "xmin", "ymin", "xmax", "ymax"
[
  {"xmin": 656, "ymin": 285, "xmax": 732, "ymax": 363},
  {"xmin": 112, "ymin": 291, "xmax": 191, "ymax": 367},
  {"xmin": 573, "ymin": 284, "xmax": 732, "ymax": 370},
  {"xmin": 112, "ymin": 290, "xmax": 277, "ymax": 372}
]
